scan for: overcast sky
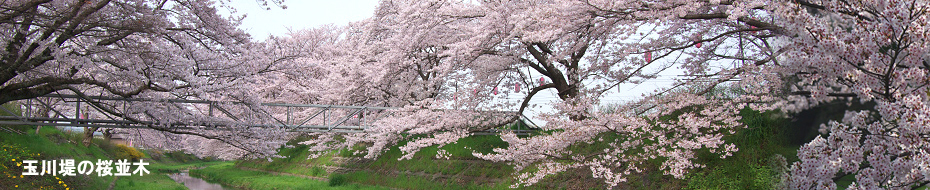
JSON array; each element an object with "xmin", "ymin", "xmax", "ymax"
[{"xmin": 228, "ymin": 0, "xmax": 380, "ymax": 40}]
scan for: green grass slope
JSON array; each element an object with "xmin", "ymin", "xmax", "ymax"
[
  {"xmin": 2, "ymin": 100, "xmax": 800, "ymax": 190},
  {"xmin": 224, "ymin": 109, "xmax": 798, "ymax": 190},
  {"xmin": 191, "ymin": 162, "xmax": 388, "ymax": 190},
  {"xmin": 0, "ymin": 102, "xmax": 214, "ymax": 190},
  {"xmin": 0, "ymin": 124, "xmax": 193, "ymax": 189}
]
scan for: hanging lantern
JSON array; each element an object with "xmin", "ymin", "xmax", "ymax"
[
  {"xmin": 645, "ymin": 51, "xmax": 653, "ymax": 62},
  {"xmin": 515, "ymin": 83, "xmax": 521, "ymax": 93},
  {"xmin": 539, "ymin": 77, "xmax": 546, "ymax": 85},
  {"xmin": 693, "ymin": 33, "xmax": 703, "ymax": 49},
  {"xmin": 493, "ymin": 86, "xmax": 499, "ymax": 95},
  {"xmin": 473, "ymin": 88, "xmax": 478, "ymax": 95}
]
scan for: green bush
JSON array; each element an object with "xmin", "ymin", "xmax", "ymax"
[
  {"xmin": 163, "ymin": 150, "xmax": 199, "ymax": 163},
  {"xmin": 96, "ymin": 137, "xmax": 117, "ymax": 152},
  {"xmin": 146, "ymin": 149, "xmax": 165, "ymax": 161},
  {"xmin": 115, "ymin": 144, "xmax": 145, "ymax": 161},
  {"xmin": 329, "ymin": 173, "xmax": 349, "ymax": 186},
  {"xmin": 311, "ymin": 166, "xmax": 326, "ymax": 176},
  {"xmin": 684, "ymin": 109, "xmax": 794, "ymax": 190}
]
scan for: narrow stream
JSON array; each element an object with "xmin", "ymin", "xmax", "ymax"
[{"xmin": 167, "ymin": 170, "xmax": 231, "ymax": 190}]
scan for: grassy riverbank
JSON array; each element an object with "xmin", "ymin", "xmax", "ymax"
[
  {"xmin": 191, "ymin": 162, "xmax": 388, "ymax": 190},
  {"xmin": 0, "ymin": 103, "xmax": 221, "ymax": 190},
  {"xmin": 219, "ymin": 109, "xmax": 798, "ymax": 190},
  {"xmin": 3, "ymin": 101, "xmax": 800, "ymax": 189},
  {"xmin": 0, "ymin": 125, "xmax": 197, "ymax": 189}
]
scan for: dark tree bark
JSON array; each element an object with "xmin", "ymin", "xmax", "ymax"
[{"xmin": 82, "ymin": 127, "xmax": 99, "ymax": 147}]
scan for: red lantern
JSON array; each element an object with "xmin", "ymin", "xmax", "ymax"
[
  {"xmin": 645, "ymin": 52, "xmax": 652, "ymax": 62},
  {"xmin": 539, "ymin": 77, "xmax": 546, "ymax": 85},
  {"xmin": 695, "ymin": 42, "xmax": 702, "ymax": 48},
  {"xmin": 515, "ymin": 83, "xmax": 521, "ymax": 93},
  {"xmin": 493, "ymin": 86, "xmax": 499, "ymax": 95}
]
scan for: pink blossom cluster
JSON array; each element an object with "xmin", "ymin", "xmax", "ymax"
[{"xmin": 770, "ymin": 0, "xmax": 930, "ymax": 189}]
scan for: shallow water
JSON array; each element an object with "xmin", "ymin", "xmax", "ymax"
[{"xmin": 168, "ymin": 172, "xmax": 230, "ymax": 190}]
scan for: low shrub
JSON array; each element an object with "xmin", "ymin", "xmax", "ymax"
[
  {"xmin": 115, "ymin": 144, "xmax": 145, "ymax": 161},
  {"xmin": 329, "ymin": 173, "xmax": 349, "ymax": 186}
]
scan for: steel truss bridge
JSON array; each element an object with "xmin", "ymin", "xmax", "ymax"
[{"xmin": 0, "ymin": 93, "xmax": 539, "ymax": 135}]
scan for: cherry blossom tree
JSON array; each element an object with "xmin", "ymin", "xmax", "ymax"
[
  {"xmin": 299, "ymin": 0, "xmax": 930, "ymax": 188},
  {"xmin": 460, "ymin": 1, "xmax": 784, "ymax": 187},
  {"xmin": 268, "ymin": 3, "xmax": 524, "ymax": 159},
  {"xmin": 774, "ymin": 0, "xmax": 930, "ymax": 189},
  {"xmin": 295, "ymin": 0, "xmax": 783, "ymax": 188},
  {"xmin": 10, "ymin": 0, "xmax": 924, "ymax": 187},
  {"xmin": 0, "ymin": 0, "xmax": 293, "ymax": 159},
  {"xmin": 0, "ymin": 0, "xmax": 253, "ymax": 103}
]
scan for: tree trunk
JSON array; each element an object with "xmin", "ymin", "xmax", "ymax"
[
  {"xmin": 83, "ymin": 127, "xmax": 99, "ymax": 147},
  {"xmin": 556, "ymin": 86, "xmax": 586, "ymax": 121},
  {"xmin": 103, "ymin": 129, "xmax": 113, "ymax": 141},
  {"xmin": 34, "ymin": 103, "xmax": 50, "ymax": 135}
]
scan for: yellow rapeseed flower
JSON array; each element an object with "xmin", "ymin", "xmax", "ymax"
[
  {"xmin": 58, "ymin": 181, "xmax": 62, "ymax": 184},
  {"xmin": 63, "ymin": 184, "xmax": 67, "ymax": 187}
]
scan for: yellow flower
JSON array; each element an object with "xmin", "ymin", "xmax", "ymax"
[
  {"xmin": 20, "ymin": 175, "xmax": 23, "ymax": 178},
  {"xmin": 63, "ymin": 184, "xmax": 67, "ymax": 187},
  {"xmin": 58, "ymin": 181, "xmax": 62, "ymax": 184},
  {"xmin": 11, "ymin": 159, "xmax": 14, "ymax": 161}
]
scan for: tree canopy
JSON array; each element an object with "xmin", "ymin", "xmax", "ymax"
[{"xmin": 4, "ymin": 0, "xmax": 929, "ymax": 189}]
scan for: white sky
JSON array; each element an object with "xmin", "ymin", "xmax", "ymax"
[{"xmin": 228, "ymin": 0, "xmax": 380, "ymax": 40}]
